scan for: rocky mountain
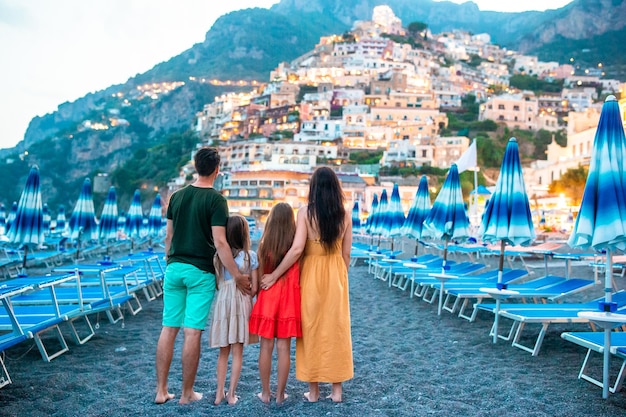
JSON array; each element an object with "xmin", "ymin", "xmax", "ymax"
[{"xmin": 3, "ymin": 0, "xmax": 622, "ymax": 211}]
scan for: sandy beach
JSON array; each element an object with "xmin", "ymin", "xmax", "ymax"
[{"xmin": 1, "ymin": 246, "xmax": 626, "ymax": 416}]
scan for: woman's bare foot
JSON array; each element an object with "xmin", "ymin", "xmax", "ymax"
[
  {"xmin": 257, "ymin": 392, "xmax": 271, "ymax": 404},
  {"xmin": 303, "ymin": 392, "xmax": 319, "ymax": 402},
  {"xmin": 326, "ymin": 393, "xmax": 343, "ymax": 403},
  {"xmin": 226, "ymin": 392, "xmax": 239, "ymax": 405},
  {"xmin": 179, "ymin": 391, "xmax": 203, "ymax": 404},
  {"xmin": 154, "ymin": 392, "xmax": 175, "ymax": 404},
  {"xmin": 214, "ymin": 390, "xmax": 225, "ymax": 405},
  {"xmin": 276, "ymin": 392, "xmax": 289, "ymax": 404}
]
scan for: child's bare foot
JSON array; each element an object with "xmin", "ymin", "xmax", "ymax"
[
  {"xmin": 303, "ymin": 392, "xmax": 319, "ymax": 402},
  {"xmin": 226, "ymin": 392, "xmax": 239, "ymax": 405},
  {"xmin": 154, "ymin": 392, "xmax": 175, "ymax": 404},
  {"xmin": 326, "ymin": 393, "xmax": 343, "ymax": 403},
  {"xmin": 257, "ymin": 392, "xmax": 271, "ymax": 404},
  {"xmin": 214, "ymin": 390, "xmax": 225, "ymax": 405},
  {"xmin": 276, "ymin": 392, "xmax": 289, "ymax": 404},
  {"xmin": 179, "ymin": 391, "xmax": 203, "ymax": 404}
]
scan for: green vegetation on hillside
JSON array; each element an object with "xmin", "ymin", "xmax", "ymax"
[{"xmin": 508, "ymin": 74, "xmax": 564, "ymax": 94}]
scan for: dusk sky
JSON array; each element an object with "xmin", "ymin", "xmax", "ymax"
[{"xmin": 0, "ymin": 0, "xmax": 572, "ymax": 149}]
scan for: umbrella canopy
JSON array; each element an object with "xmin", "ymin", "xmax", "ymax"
[
  {"xmin": 423, "ymin": 163, "xmax": 470, "ymax": 248},
  {"xmin": 402, "ymin": 176, "xmax": 432, "ymax": 257},
  {"xmin": 470, "ymin": 185, "xmax": 492, "ymax": 196},
  {"xmin": 125, "ymin": 189, "xmax": 145, "ymax": 239},
  {"xmin": 98, "ymin": 186, "xmax": 119, "ymax": 242},
  {"xmin": 365, "ymin": 193, "xmax": 379, "ymax": 235},
  {"xmin": 351, "ymin": 200, "xmax": 362, "ymax": 234},
  {"xmin": 7, "ymin": 166, "xmax": 44, "ymax": 272},
  {"xmin": 567, "ymin": 95, "xmax": 626, "ymax": 398},
  {"xmin": 372, "ymin": 189, "xmax": 389, "ymax": 237},
  {"xmin": 69, "ymin": 178, "xmax": 98, "ymax": 241},
  {"xmin": 56, "ymin": 205, "xmax": 67, "ymax": 234},
  {"xmin": 381, "ymin": 183, "xmax": 406, "ymax": 253},
  {"xmin": 479, "ymin": 137, "xmax": 536, "ymax": 343},
  {"xmin": 6, "ymin": 201, "xmax": 18, "ymax": 234},
  {"xmin": 0, "ymin": 203, "xmax": 6, "ymax": 235},
  {"xmin": 147, "ymin": 193, "xmax": 164, "ymax": 237},
  {"xmin": 42, "ymin": 203, "xmax": 51, "ymax": 235},
  {"xmin": 117, "ymin": 210, "xmax": 127, "ymax": 235}
]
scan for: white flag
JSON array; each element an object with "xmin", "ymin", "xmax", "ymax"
[{"xmin": 456, "ymin": 139, "xmax": 477, "ymax": 174}]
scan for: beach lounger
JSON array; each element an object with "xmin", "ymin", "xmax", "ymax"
[{"xmin": 561, "ymin": 331, "xmax": 626, "ymax": 393}]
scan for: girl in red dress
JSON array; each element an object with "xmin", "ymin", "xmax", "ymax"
[{"xmin": 249, "ymin": 203, "xmax": 302, "ymax": 404}]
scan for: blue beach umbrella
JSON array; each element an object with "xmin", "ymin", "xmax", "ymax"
[
  {"xmin": 147, "ymin": 193, "xmax": 164, "ymax": 238},
  {"xmin": 125, "ymin": 190, "xmax": 145, "ymax": 251},
  {"xmin": 373, "ymin": 189, "xmax": 389, "ymax": 249},
  {"xmin": 351, "ymin": 200, "xmax": 362, "ymax": 235},
  {"xmin": 479, "ymin": 137, "xmax": 535, "ymax": 343},
  {"xmin": 423, "ymin": 163, "xmax": 470, "ymax": 266},
  {"xmin": 7, "ymin": 166, "xmax": 44, "ymax": 273},
  {"xmin": 98, "ymin": 186, "xmax": 119, "ymax": 243},
  {"xmin": 567, "ymin": 95, "xmax": 626, "ymax": 398},
  {"xmin": 117, "ymin": 210, "xmax": 127, "ymax": 235},
  {"xmin": 402, "ymin": 175, "xmax": 432, "ymax": 259},
  {"xmin": 6, "ymin": 201, "xmax": 17, "ymax": 234},
  {"xmin": 42, "ymin": 203, "xmax": 51, "ymax": 235},
  {"xmin": 56, "ymin": 205, "xmax": 67, "ymax": 235},
  {"xmin": 69, "ymin": 178, "xmax": 99, "ymax": 242},
  {"xmin": 365, "ymin": 193, "xmax": 379, "ymax": 249},
  {"xmin": 422, "ymin": 164, "xmax": 470, "ymax": 315},
  {"xmin": 381, "ymin": 183, "xmax": 406, "ymax": 254},
  {"xmin": 0, "ymin": 203, "xmax": 6, "ymax": 235}
]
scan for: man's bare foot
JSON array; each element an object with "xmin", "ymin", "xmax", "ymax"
[
  {"xmin": 326, "ymin": 393, "xmax": 343, "ymax": 403},
  {"xmin": 179, "ymin": 391, "xmax": 203, "ymax": 404},
  {"xmin": 226, "ymin": 392, "xmax": 239, "ymax": 405},
  {"xmin": 304, "ymin": 392, "xmax": 319, "ymax": 402},
  {"xmin": 276, "ymin": 392, "xmax": 289, "ymax": 404},
  {"xmin": 155, "ymin": 392, "xmax": 175, "ymax": 404},
  {"xmin": 257, "ymin": 392, "xmax": 271, "ymax": 404},
  {"xmin": 214, "ymin": 390, "xmax": 225, "ymax": 405}
]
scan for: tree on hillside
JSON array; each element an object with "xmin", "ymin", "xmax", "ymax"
[
  {"xmin": 408, "ymin": 22, "xmax": 428, "ymax": 40},
  {"xmin": 548, "ymin": 165, "xmax": 588, "ymax": 206}
]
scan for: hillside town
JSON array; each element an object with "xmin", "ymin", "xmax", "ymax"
[{"xmin": 157, "ymin": 5, "xmax": 626, "ymax": 228}]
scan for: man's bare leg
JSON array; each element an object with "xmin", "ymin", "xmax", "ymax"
[
  {"xmin": 304, "ymin": 382, "xmax": 319, "ymax": 402},
  {"xmin": 155, "ymin": 326, "xmax": 179, "ymax": 404},
  {"xmin": 179, "ymin": 327, "xmax": 203, "ymax": 404},
  {"xmin": 275, "ymin": 338, "xmax": 291, "ymax": 404}
]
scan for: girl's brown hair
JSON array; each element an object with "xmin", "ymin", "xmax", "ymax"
[
  {"xmin": 258, "ymin": 203, "xmax": 296, "ymax": 274},
  {"xmin": 214, "ymin": 214, "xmax": 251, "ymax": 282}
]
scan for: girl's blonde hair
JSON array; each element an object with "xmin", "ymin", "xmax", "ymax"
[
  {"xmin": 258, "ymin": 203, "xmax": 296, "ymax": 275},
  {"xmin": 214, "ymin": 214, "xmax": 251, "ymax": 285}
]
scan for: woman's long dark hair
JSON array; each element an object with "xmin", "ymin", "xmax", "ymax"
[{"xmin": 307, "ymin": 167, "xmax": 345, "ymax": 251}]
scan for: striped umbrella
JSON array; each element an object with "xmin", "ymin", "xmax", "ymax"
[
  {"xmin": 351, "ymin": 200, "xmax": 362, "ymax": 235},
  {"xmin": 7, "ymin": 166, "xmax": 44, "ymax": 273},
  {"xmin": 373, "ymin": 189, "xmax": 389, "ymax": 250},
  {"xmin": 117, "ymin": 210, "xmax": 127, "ymax": 235},
  {"xmin": 6, "ymin": 201, "xmax": 17, "ymax": 234},
  {"xmin": 422, "ymin": 164, "xmax": 470, "ymax": 314},
  {"xmin": 98, "ymin": 186, "xmax": 119, "ymax": 243},
  {"xmin": 365, "ymin": 193, "xmax": 379, "ymax": 250},
  {"xmin": 0, "ymin": 203, "xmax": 6, "ymax": 235},
  {"xmin": 147, "ymin": 193, "xmax": 164, "ymax": 238},
  {"xmin": 381, "ymin": 183, "xmax": 406, "ymax": 255},
  {"xmin": 125, "ymin": 189, "xmax": 145, "ymax": 251},
  {"xmin": 42, "ymin": 203, "xmax": 51, "ymax": 235},
  {"xmin": 402, "ymin": 175, "xmax": 432, "ymax": 259},
  {"xmin": 69, "ymin": 178, "xmax": 98, "ymax": 242},
  {"xmin": 56, "ymin": 205, "xmax": 67, "ymax": 234},
  {"xmin": 479, "ymin": 137, "xmax": 535, "ymax": 343},
  {"xmin": 567, "ymin": 95, "xmax": 626, "ymax": 398}
]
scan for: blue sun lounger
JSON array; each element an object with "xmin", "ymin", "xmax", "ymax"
[{"xmin": 561, "ymin": 331, "xmax": 626, "ymax": 394}]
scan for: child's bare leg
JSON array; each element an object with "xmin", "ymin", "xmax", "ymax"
[
  {"xmin": 214, "ymin": 346, "xmax": 230, "ymax": 405},
  {"xmin": 227, "ymin": 343, "xmax": 243, "ymax": 405},
  {"xmin": 304, "ymin": 382, "xmax": 319, "ymax": 402},
  {"xmin": 257, "ymin": 337, "xmax": 274, "ymax": 403},
  {"xmin": 326, "ymin": 382, "xmax": 343, "ymax": 403},
  {"xmin": 275, "ymin": 337, "xmax": 291, "ymax": 404}
]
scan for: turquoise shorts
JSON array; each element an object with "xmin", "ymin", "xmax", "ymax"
[{"xmin": 162, "ymin": 262, "xmax": 216, "ymax": 330}]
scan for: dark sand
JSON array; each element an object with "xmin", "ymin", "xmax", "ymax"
[{"xmin": 1, "ymin": 247, "xmax": 626, "ymax": 416}]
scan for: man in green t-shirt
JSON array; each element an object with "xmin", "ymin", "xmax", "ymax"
[{"xmin": 155, "ymin": 147, "xmax": 251, "ymax": 405}]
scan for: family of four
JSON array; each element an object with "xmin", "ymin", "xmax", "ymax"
[{"xmin": 154, "ymin": 147, "xmax": 354, "ymax": 405}]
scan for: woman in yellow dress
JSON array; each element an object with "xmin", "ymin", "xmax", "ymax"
[{"xmin": 260, "ymin": 166, "xmax": 353, "ymax": 402}]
